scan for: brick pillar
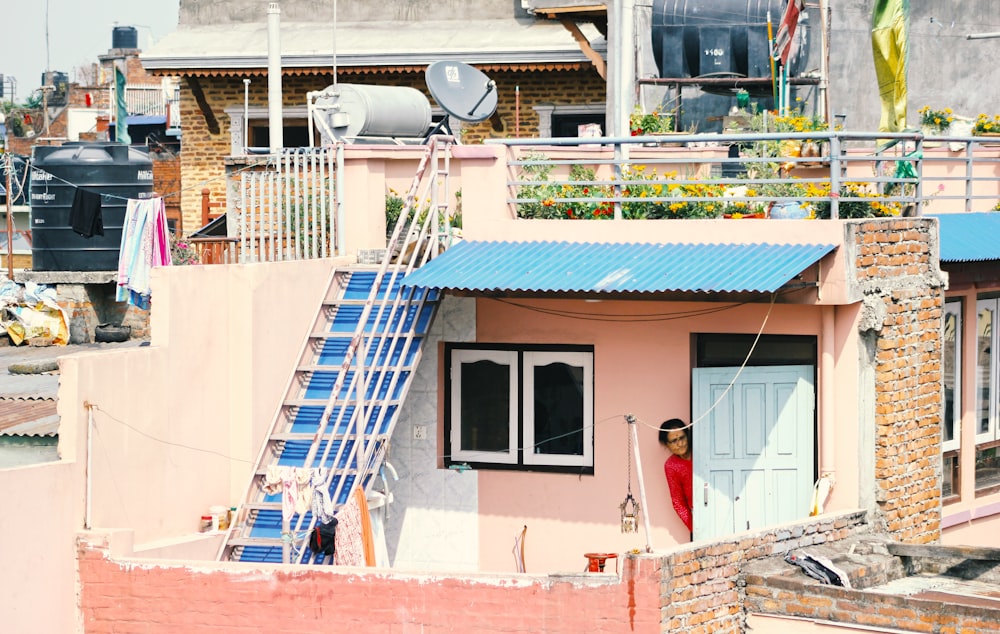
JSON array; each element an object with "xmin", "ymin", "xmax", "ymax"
[{"xmin": 852, "ymin": 219, "xmax": 946, "ymax": 543}]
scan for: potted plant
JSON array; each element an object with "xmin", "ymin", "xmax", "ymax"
[
  {"xmin": 918, "ymin": 105, "xmax": 954, "ymax": 135},
  {"xmin": 973, "ymin": 113, "xmax": 1000, "ymax": 136},
  {"xmin": 629, "ymin": 106, "xmax": 675, "ymax": 137}
]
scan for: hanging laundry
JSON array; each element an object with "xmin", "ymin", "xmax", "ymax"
[
  {"xmin": 334, "ymin": 485, "xmax": 376, "ymax": 567},
  {"xmin": 116, "ymin": 197, "xmax": 172, "ymax": 309},
  {"xmin": 69, "ymin": 188, "xmax": 104, "ymax": 238}
]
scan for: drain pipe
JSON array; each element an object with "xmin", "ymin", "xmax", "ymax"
[
  {"xmin": 85, "ymin": 401, "xmax": 94, "ymax": 530},
  {"xmin": 820, "ymin": 306, "xmax": 836, "ymax": 485},
  {"xmin": 267, "ymin": 2, "xmax": 283, "ymax": 153}
]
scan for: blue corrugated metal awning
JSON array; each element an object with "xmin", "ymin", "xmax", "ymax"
[
  {"xmin": 933, "ymin": 213, "xmax": 1000, "ymax": 262},
  {"xmin": 401, "ymin": 241, "xmax": 837, "ymax": 294}
]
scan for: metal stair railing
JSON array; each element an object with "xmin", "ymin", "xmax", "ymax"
[{"xmin": 218, "ymin": 135, "xmax": 456, "ymax": 564}]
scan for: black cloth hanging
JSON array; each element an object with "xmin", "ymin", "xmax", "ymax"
[{"xmin": 70, "ymin": 188, "xmax": 104, "ymax": 238}]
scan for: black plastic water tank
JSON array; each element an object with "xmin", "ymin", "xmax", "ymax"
[
  {"xmin": 30, "ymin": 143, "xmax": 153, "ymax": 272},
  {"xmin": 651, "ymin": 0, "xmax": 806, "ymax": 86},
  {"xmin": 112, "ymin": 26, "xmax": 138, "ymax": 50}
]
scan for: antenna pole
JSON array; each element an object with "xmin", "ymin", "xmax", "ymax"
[{"xmin": 332, "ymin": 0, "xmax": 338, "ymax": 86}]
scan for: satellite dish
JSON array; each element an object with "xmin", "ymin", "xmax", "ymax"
[{"xmin": 425, "ymin": 61, "xmax": 498, "ymax": 123}]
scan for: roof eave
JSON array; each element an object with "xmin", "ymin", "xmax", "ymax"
[{"xmin": 142, "ymin": 50, "xmax": 597, "ymax": 72}]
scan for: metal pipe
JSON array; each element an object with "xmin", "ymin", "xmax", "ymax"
[
  {"xmin": 243, "ymin": 79, "xmax": 251, "ymax": 155},
  {"xmin": 820, "ymin": 306, "xmax": 836, "ymax": 480},
  {"xmin": 628, "ymin": 415, "xmax": 654, "ymax": 553},
  {"xmin": 85, "ymin": 402, "xmax": 94, "ymax": 530},
  {"xmin": 5, "ymin": 154, "xmax": 12, "ymax": 280},
  {"xmin": 267, "ymin": 2, "xmax": 284, "ymax": 153}
]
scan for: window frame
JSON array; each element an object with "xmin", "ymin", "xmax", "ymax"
[
  {"xmin": 943, "ymin": 299, "xmax": 962, "ymax": 453},
  {"xmin": 445, "ymin": 343, "xmax": 595, "ymax": 473}
]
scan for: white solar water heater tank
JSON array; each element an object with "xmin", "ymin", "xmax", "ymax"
[{"xmin": 314, "ymin": 83, "xmax": 432, "ymax": 140}]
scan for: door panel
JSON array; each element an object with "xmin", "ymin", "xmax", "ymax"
[{"xmin": 693, "ymin": 366, "xmax": 815, "ymax": 541}]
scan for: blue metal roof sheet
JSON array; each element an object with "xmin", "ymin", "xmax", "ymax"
[
  {"xmin": 933, "ymin": 213, "xmax": 1000, "ymax": 262},
  {"xmin": 401, "ymin": 241, "xmax": 837, "ymax": 294}
]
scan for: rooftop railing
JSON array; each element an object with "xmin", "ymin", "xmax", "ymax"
[{"xmin": 488, "ymin": 131, "xmax": 1000, "ymax": 220}]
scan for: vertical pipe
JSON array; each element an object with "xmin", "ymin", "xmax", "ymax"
[
  {"xmin": 819, "ymin": 0, "xmax": 832, "ymax": 124},
  {"xmin": 85, "ymin": 403, "xmax": 94, "ymax": 529},
  {"xmin": 820, "ymin": 305, "xmax": 836, "ymax": 479},
  {"xmin": 5, "ymin": 155, "xmax": 12, "ymax": 280},
  {"xmin": 267, "ymin": 3, "xmax": 284, "ymax": 153},
  {"xmin": 628, "ymin": 416, "xmax": 654, "ymax": 553},
  {"xmin": 243, "ymin": 78, "xmax": 251, "ymax": 155}
]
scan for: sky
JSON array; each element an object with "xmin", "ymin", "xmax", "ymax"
[{"xmin": 0, "ymin": 0, "xmax": 180, "ymax": 103}]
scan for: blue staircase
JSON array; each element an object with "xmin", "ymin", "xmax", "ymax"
[{"xmin": 219, "ymin": 137, "xmax": 454, "ymax": 564}]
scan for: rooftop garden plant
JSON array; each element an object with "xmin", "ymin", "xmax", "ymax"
[
  {"xmin": 629, "ymin": 105, "xmax": 675, "ymax": 136},
  {"xmin": 919, "ymin": 105, "xmax": 954, "ymax": 133},
  {"xmin": 973, "ymin": 113, "xmax": 1000, "ymax": 135}
]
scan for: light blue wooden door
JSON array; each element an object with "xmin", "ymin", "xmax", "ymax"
[{"xmin": 691, "ymin": 366, "xmax": 815, "ymax": 541}]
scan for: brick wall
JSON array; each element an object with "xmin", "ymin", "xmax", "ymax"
[
  {"xmin": 176, "ymin": 67, "xmax": 605, "ymax": 232},
  {"xmin": 745, "ymin": 557, "xmax": 1000, "ymax": 632},
  {"xmin": 152, "ymin": 154, "xmax": 182, "ymax": 232},
  {"xmin": 851, "ymin": 219, "xmax": 946, "ymax": 544},
  {"xmin": 77, "ymin": 511, "xmax": 870, "ymax": 633}
]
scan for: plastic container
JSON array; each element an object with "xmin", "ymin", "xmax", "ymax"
[
  {"xmin": 199, "ymin": 515, "xmax": 213, "ymax": 533},
  {"xmin": 209, "ymin": 505, "xmax": 229, "ymax": 531}
]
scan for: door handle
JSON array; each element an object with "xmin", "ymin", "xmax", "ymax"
[{"xmin": 703, "ymin": 482, "xmax": 708, "ymax": 506}]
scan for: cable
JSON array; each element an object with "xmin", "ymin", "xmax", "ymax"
[
  {"xmin": 89, "ymin": 403, "xmax": 253, "ymax": 464},
  {"xmin": 492, "ymin": 297, "xmax": 751, "ymax": 323}
]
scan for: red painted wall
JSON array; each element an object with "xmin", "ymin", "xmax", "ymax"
[{"xmin": 78, "ymin": 537, "xmax": 662, "ymax": 633}]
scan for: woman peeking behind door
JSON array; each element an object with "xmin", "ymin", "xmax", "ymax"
[{"xmin": 659, "ymin": 418, "xmax": 693, "ymax": 536}]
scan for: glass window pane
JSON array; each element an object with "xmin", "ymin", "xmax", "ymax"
[
  {"xmin": 943, "ymin": 308, "xmax": 958, "ymax": 444},
  {"xmin": 460, "ymin": 359, "xmax": 511, "ymax": 453},
  {"xmin": 975, "ymin": 445, "xmax": 1000, "ymax": 492},
  {"xmin": 532, "ymin": 362, "xmax": 584, "ymax": 456},
  {"xmin": 977, "ymin": 305, "xmax": 993, "ymax": 436},
  {"xmin": 942, "ymin": 453, "xmax": 958, "ymax": 498}
]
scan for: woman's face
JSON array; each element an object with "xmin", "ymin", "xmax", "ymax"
[{"xmin": 665, "ymin": 430, "xmax": 689, "ymax": 458}]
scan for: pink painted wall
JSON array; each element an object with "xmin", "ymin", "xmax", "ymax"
[
  {"xmin": 472, "ymin": 297, "xmax": 863, "ymax": 572},
  {"xmin": 78, "ymin": 533, "xmax": 663, "ymax": 634}
]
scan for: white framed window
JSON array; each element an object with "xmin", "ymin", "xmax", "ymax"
[
  {"xmin": 943, "ymin": 300, "xmax": 962, "ymax": 453},
  {"xmin": 975, "ymin": 297, "xmax": 1000, "ymax": 493},
  {"xmin": 446, "ymin": 344, "xmax": 594, "ymax": 472}
]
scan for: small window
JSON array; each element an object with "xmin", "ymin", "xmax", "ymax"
[{"xmin": 446, "ymin": 344, "xmax": 594, "ymax": 473}]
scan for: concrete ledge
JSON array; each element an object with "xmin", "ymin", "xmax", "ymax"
[{"xmin": 15, "ymin": 270, "xmax": 118, "ymax": 284}]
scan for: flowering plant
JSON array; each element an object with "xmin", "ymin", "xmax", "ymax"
[
  {"xmin": 629, "ymin": 106, "xmax": 675, "ymax": 136},
  {"xmin": 769, "ymin": 111, "xmax": 830, "ymax": 134},
  {"xmin": 170, "ymin": 232, "xmax": 200, "ymax": 265},
  {"xmin": 919, "ymin": 105, "xmax": 954, "ymax": 132},
  {"xmin": 973, "ymin": 113, "xmax": 1000, "ymax": 135}
]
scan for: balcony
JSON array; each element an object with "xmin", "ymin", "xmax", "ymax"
[{"xmin": 204, "ymin": 130, "xmax": 1000, "ymax": 265}]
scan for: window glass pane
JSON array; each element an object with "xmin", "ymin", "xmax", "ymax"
[
  {"xmin": 942, "ymin": 453, "xmax": 957, "ymax": 498},
  {"xmin": 943, "ymin": 309, "xmax": 958, "ymax": 443},
  {"xmin": 460, "ymin": 360, "xmax": 511, "ymax": 453},
  {"xmin": 975, "ymin": 445, "xmax": 1000, "ymax": 492},
  {"xmin": 977, "ymin": 306, "xmax": 993, "ymax": 436},
  {"xmin": 532, "ymin": 362, "xmax": 584, "ymax": 456}
]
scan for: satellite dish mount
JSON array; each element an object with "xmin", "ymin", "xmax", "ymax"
[{"xmin": 424, "ymin": 61, "xmax": 499, "ymax": 143}]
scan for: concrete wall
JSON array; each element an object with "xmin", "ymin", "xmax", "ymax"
[
  {"xmin": 76, "ymin": 510, "xmax": 872, "ymax": 633},
  {"xmin": 178, "ymin": 0, "xmax": 526, "ymax": 25}
]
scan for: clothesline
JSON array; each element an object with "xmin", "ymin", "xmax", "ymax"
[{"xmin": 19, "ymin": 159, "xmax": 268, "ymax": 204}]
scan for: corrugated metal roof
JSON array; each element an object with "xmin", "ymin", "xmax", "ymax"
[
  {"xmin": 933, "ymin": 213, "xmax": 1000, "ymax": 262},
  {"xmin": 0, "ymin": 400, "xmax": 58, "ymax": 437},
  {"xmin": 401, "ymin": 241, "xmax": 837, "ymax": 294}
]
